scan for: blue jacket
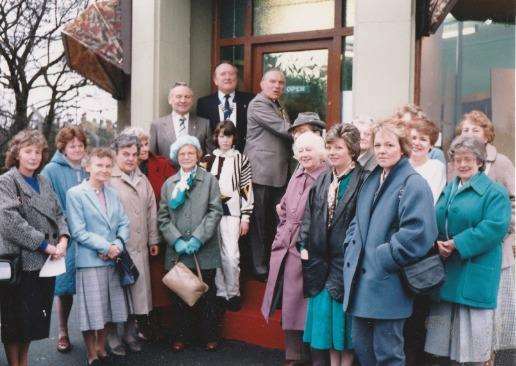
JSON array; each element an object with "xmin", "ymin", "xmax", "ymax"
[
  {"xmin": 41, "ymin": 151, "xmax": 88, "ymax": 213},
  {"xmin": 435, "ymin": 172, "xmax": 510, "ymax": 309},
  {"xmin": 343, "ymin": 158, "xmax": 438, "ymax": 319},
  {"xmin": 66, "ymin": 181, "xmax": 130, "ymax": 268}
]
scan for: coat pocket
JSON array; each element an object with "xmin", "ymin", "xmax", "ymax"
[{"xmin": 462, "ymin": 262, "xmax": 496, "ymax": 304}]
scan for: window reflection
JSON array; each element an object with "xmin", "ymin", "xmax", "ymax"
[
  {"xmin": 263, "ymin": 49, "xmax": 328, "ymax": 121},
  {"xmin": 254, "ymin": 0, "xmax": 335, "ymax": 35},
  {"xmin": 421, "ymin": 14, "xmax": 515, "ymax": 159},
  {"xmin": 220, "ymin": 45, "xmax": 245, "ymax": 86},
  {"xmin": 220, "ymin": 0, "xmax": 246, "ymax": 38},
  {"xmin": 341, "ymin": 36, "xmax": 353, "ymax": 122},
  {"xmin": 344, "ymin": 0, "xmax": 355, "ymax": 27}
]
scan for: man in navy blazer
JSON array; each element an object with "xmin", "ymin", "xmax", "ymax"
[{"xmin": 196, "ymin": 62, "xmax": 254, "ymax": 153}]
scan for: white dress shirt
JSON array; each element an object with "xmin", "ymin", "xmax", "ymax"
[
  {"xmin": 218, "ymin": 90, "xmax": 237, "ymax": 125},
  {"xmin": 172, "ymin": 111, "xmax": 189, "ymax": 138}
]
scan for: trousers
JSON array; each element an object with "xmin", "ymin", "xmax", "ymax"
[
  {"xmin": 352, "ymin": 316, "xmax": 406, "ymax": 366},
  {"xmin": 215, "ymin": 216, "xmax": 242, "ymax": 299}
]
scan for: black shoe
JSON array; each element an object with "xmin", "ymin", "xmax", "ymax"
[{"xmin": 227, "ymin": 296, "xmax": 242, "ymax": 312}]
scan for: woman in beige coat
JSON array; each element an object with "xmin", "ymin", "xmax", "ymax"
[{"xmin": 108, "ymin": 134, "xmax": 160, "ymax": 354}]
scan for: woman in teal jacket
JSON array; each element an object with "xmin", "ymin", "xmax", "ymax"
[{"xmin": 425, "ymin": 136, "xmax": 511, "ymax": 365}]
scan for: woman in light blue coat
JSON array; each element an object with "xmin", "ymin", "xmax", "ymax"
[
  {"xmin": 342, "ymin": 118, "xmax": 437, "ymax": 366},
  {"xmin": 66, "ymin": 148, "xmax": 130, "ymax": 366},
  {"xmin": 41, "ymin": 126, "xmax": 88, "ymax": 353}
]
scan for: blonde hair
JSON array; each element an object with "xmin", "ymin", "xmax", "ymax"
[
  {"xmin": 372, "ymin": 117, "xmax": 412, "ymax": 156},
  {"xmin": 4, "ymin": 129, "xmax": 48, "ymax": 170},
  {"xmin": 293, "ymin": 132, "xmax": 326, "ymax": 162},
  {"xmin": 457, "ymin": 110, "xmax": 495, "ymax": 143}
]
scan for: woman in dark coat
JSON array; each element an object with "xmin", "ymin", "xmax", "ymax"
[
  {"xmin": 298, "ymin": 124, "xmax": 366, "ymax": 366},
  {"xmin": 0, "ymin": 130, "xmax": 69, "ymax": 366},
  {"xmin": 342, "ymin": 117, "xmax": 437, "ymax": 366}
]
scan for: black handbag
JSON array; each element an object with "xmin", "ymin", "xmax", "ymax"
[{"xmin": 114, "ymin": 237, "xmax": 139, "ymax": 287}]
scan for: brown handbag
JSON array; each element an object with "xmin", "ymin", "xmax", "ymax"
[{"xmin": 162, "ymin": 254, "xmax": 209, "ymax": 306}]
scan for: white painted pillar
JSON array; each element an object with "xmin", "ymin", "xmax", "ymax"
[
  {"xmin": 352, "ymin": 0, "xmax": 416, "ymax": 119},
  {"xmin": 131, "ymin": 0, "xmax": 191, "ymax": 132}
]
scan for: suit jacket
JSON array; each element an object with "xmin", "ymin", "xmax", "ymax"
[
  {"xmin": 66, "ymin": 181, "xmax": 130, "ymax": 269},
  {"xmin": 342, "ymin": 158, "xmax": 437, "ymax": 319},
  {"xmin": 149, "ymin": 113, "xmax": 214, "ymax": 160},
  {"xmin": 244, "ymin": 92, "xmax": 292, "ymax": 187},
  {"xmin": 196, "ymin": 90, "xmax": 255, "ymax": 153},
  {"xmin": 0, "ymin": 167, "xmax": 69, "ymax": 271}
]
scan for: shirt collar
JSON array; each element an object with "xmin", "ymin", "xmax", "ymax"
[
  {"xmin": 172, "ymin": 111, "xmax": 189, "ymax": 122},
  {"xmin": 180, "ymin": 166, "xmax": 197, "ymax": 179},
  {"xmin": 218, "ymin": 90, "xmax": 235, "ymax": 103}
]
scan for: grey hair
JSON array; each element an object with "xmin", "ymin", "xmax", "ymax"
[
  {"xmin": 261, "ymin": 68, "xmax": 285, "ymax": 82},
  {"xmin": 168, "ymin": 82, "xmax": 193, "ymax": 100},
  {"xmin": 352, "ymin": 115, "xmax": 375, "ymax": 128},
  {"xmin": 293, "ymin": 131, "xmax": 327, "ymax": 161},
  {"xmin": 111, "ymin": 133, "xmax": 141, "ymax": 154},
  {"xmin": 120, "ymin": 127, "xmax": 149, "ymax": 141},
  {"xmin": 448, "ymin": 135, "xmax": 487, "ymax": 171}
]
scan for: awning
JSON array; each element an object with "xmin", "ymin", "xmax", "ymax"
[{"xmin": 62, "ymin": 0, "xmax": 129, "ymax": 100}]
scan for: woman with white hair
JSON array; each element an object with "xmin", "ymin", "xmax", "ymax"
[
  {"xmin": 261, "ymin": 132, "xmax": 327, "ymax": 366},
  {"xmin": 298, "ymin": 124, "xmax": 367, "ymax": 366},
  {"xmin": 158, "ymin": 135, "xmax": 223, "ymax": 352}
]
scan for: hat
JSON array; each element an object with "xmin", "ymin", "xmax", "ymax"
[
  {"xmin": 169, "ymin": 135, "xmax": 202, "ymax": 164},
  {"xmin": 289, "ymin": 112, "xmax": 326, "ymax": 132}
]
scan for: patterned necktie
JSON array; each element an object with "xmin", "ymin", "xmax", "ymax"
[
  {"xmin": 223, "ymin": 94, "xmax": 232, "ymax": 120},
  {"xmin": 179, "ymin": 117, "xmax": 186, "ymax": 134}
]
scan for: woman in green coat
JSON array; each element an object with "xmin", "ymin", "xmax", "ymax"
[
  {"xmin": 424, "ymin": 136, "xmax": 511, "ymax": 365},
  {"xmin": 157, "ymin": 135, "xmax": 223, "ymax": 352}
]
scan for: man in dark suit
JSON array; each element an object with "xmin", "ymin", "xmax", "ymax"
[
  {"xmin": 244, "ymin": 68, "xmax": 292, "ymax": 277},
  {"xmin": 196, "ymin": 62, "xmax": 254, "ymax": 152},
  {"xmin": 150, "ymin": 83, "xmax": 213, "ymax": 159}
]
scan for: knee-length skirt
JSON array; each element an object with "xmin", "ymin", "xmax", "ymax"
[
  {"xmin": 76, "ymin": 266, "xmax": 128, "ymax": 331},
  {"xmin": 425, "ymin": 301, "xmax": 494, "ymax": 363},
  {"xmin": 493, "ymin": 264, "xmax": 516, "ymax": 351}
]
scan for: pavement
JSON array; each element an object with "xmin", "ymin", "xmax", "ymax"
[{"xmin": 0, "ymin": 304, "xmax": 283, "ymax": 366}]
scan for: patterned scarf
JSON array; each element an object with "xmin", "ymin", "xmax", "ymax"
[
  {"xmin": 327, "ymin": 162, "xmax": 355, "ymax": 225},
  {"xmin": 169, "ymin": 168, "xmax": 197, "ymax": 210}
]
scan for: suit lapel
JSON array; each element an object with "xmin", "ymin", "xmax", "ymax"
[
  {"xmin": 163, "ymin": 113, "xmax": 176, "ymax": 146},
  {"xmin": 188, "ymin": 115, "xmax": 197, "ymax": 135},
  {"xmin": 83, "ymin": 185, "xmax": 111, "ymax": 228}
]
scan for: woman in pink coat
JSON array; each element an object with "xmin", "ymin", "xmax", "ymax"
[{"xmin": 261, "ymin": 132, "xmax": 327, "ymax": 365}]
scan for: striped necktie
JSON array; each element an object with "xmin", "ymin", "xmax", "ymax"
[
  {"xmin": 179, "ymin": 117, "xmax": 186, "ymax": 134},
  {"xmin": 223, "ymin": 94, "xmax": 232, "ymax": 120}
]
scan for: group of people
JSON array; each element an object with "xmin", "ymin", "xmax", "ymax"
[{"xmin": 0, "ymin": 61, "xmax": 513, "ymax": 366}]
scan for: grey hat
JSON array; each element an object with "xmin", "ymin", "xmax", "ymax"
[{"xmin": 289, "ymin": 112, "xmax": 326, "ymax": 132}]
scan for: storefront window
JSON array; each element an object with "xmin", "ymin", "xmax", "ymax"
[
  {"xmin": 263, "ymin": 49, "xmax": 328, "ymax": 121},
  {"xmin": 420, "ymin": 14, "xmax": 515, "ymax": 159},
  {"xmin": 220, "ymin": 45, "xmax": 245, "ymax": 86},
  {"xmin": 220, "ymin": 0, "xmax": 246, "ymax": 38},
  {"xmin": 253, "ymin": 0, "xmax": 335, "ymax": 35}
]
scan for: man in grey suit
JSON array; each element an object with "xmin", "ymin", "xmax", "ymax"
[
  {"xmin": 244, "ymin": 69, "xmax": 292, "ymax": 277},
  {"xmin": 150, "ymin": 83, "xmax": 213, "ymax": 159}
]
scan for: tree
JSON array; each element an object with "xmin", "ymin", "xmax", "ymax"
[{"xmin": 0, "ymin": 0, "xmax": 88, "ymax": 149}]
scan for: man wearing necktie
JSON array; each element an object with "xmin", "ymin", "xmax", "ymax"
[
  {"xmin": 197, "ymin": 62, "xmax": 254, "ymax": 153},
  {"xmin": 150, "ymin": 83, "xmax": 213, "ymax": 160},
  {"xmin": 244, "ymin": 68, "xmax": 292, "ymax": 278}
]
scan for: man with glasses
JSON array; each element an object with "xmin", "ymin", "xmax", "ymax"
[{"xmin": 150, "ymin": 83, "xmax": 213, "ymax": 159}]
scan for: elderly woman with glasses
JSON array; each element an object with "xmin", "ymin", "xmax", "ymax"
[
  {"xmin": 261, "ymin": 131, "xmax": 327, "ymax": 366},
  {"xmin": 424, "ymin": 136, "xmax": 511, "ymax": 365},
  {"xmin": 158, "ymin": 135, "xmax": 222, "ymax": 352}
]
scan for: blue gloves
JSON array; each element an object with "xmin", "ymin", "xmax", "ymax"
[
  {"xmin": 173, "ymin": 238, "xmax": 189, "ymax": 255},
  {"xmin": 184, "ymin": 237, "xmax": 202, "ymax": 255}
]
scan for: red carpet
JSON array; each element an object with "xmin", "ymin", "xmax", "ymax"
[{"xmin": 222, "ymin": 280, "xmax": 285, "ymax": 350}]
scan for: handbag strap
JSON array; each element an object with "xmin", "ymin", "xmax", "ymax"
[{"xmin": 193, "ymin": 254, "xmax": 203, "ymax": 282}]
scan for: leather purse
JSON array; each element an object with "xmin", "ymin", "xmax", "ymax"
[
  {"xmin": 162, "ymin": 254, "xmax": 208, "ymax": 307},
  {"xmin": 115, "ymin": 237, "xmax": 139, "ymax": 287},
  {"xmin": 398, "ymin": 251, "xmax": 446, "ymax": 295}
]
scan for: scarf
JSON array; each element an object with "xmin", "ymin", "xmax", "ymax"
[
  {"xmin": 169, "ymin": 168, "xmax": 197, "ymax": 210},
  {"xmin": 327, "ymin": 161, "xmax": 355, "ymax": 225}
]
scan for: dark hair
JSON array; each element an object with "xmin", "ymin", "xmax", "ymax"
[
  {"xmin": 56, "ymin": 125, "xmax": 88, "ymax": 152},
  {"xmin": 5, "ymin": 129, "xmax": 49, "ymax": 171},
  {"xmin": 213, "ymin": 120, "xmax": 238, "ymax": 147},
  {"xmin": 325, "ymin": 123, "xmax": 361, "ymax": 161},
  {"xmin": 407, "ymin": 117, "xmax": 440, "ymax": 146}
]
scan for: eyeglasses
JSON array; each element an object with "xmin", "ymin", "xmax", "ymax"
[{"xmin": 452, "ymin": 156, "xmax": 476, "ymax": 165}]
